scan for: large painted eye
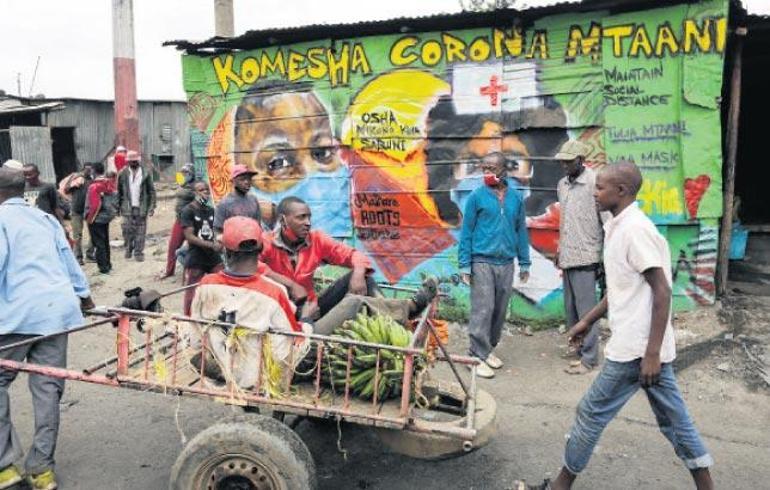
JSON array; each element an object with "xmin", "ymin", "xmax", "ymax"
[
  {"xmin": 311, "ymin": 146, "xmax": 334, "ymax": 165},
  {"xmin": 267, "ymin": 155, "xmax": 293, "ymax": 173},
  {"xmin": 504, "ymin": 157, "xmax": 520, "ymax": 172}
]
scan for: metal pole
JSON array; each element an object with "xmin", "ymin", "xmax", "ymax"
[
  {"xmin": 717, "ymin": 26, "xmax": 747, "ymax": 296},
  {"xmin": 0, "ymin": 317, "xmax": 118, "ymax": 353},
  {"xmin": 214, "ymin": 0, "xmax": 234, "ymax": 37},
  {"xmin": 112, "ymin": 0, "xmax": 141, "ymax": 155}
]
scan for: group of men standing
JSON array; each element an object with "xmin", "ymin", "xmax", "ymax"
[
  {"xmin": 459, "ymin": 141, "xmax": 713, "ymax": 489},
  {"xmin": 0, "ymin": 138, "xmax": 715, "ymax": 488}
]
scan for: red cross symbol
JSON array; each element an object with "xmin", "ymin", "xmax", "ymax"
[{"xmin": 479, "ymin": 75, "xmax": 508, "ymax": 107}]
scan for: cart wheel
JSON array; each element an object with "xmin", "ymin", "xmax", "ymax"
[
  {"xmin": 374, "ymin": 388, "xmax": 496, "ymax": 460},
  {"xmin": 169, "ymin": 415, "xmax": 316, "ymax": 490}
]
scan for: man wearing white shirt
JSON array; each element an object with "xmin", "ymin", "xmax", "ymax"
[{"xmin": 549, "ymin": 162, "xmax": 713, "ymax": 490}]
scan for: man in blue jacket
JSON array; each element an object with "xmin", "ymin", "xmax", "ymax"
[
  {"xmin": 0, "ymin": 167, "xmax": 94, "ymax": 490},
  {"xmin": 459, "ymin": 152, "xmax": 530, "ymax": 378}
]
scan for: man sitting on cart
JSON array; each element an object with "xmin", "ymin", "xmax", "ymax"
[
  {"xmin": 187, "ymin": 216, "xmax": 314, "ymax": 390},
  {"xmin": 260, "ymin": 196, "xmax": 380, "ymax": 318}
]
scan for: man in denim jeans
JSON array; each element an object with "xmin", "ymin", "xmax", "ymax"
[{"xmin": 549, "ymin": 162, "xmax": 713, "ymax": 490}]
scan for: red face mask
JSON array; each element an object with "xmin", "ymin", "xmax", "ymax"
[
  {"xmin": 483, "ymin": 173, "xmax": 501, "ymax": 186},
  {"xmin": 282, "ymin": 221, "xmax": 299, "ymax": 242}
]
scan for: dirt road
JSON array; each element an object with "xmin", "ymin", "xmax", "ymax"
[{"xmin": 6, "ymin": 198, "xmax": 769, "ymax": 489}]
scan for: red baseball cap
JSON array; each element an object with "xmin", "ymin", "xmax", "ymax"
[
  {"xmin": 231, "ymin": 164, "xmax": 256, "ymax": 180},
  {"xmin": 222, "ymin": 216, "xmax": 262, "ymax": 252}
]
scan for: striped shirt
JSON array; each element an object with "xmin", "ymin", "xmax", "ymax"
[{"xmin": 557, "ymin": 167, "xmax": 603, "ymax": 269}]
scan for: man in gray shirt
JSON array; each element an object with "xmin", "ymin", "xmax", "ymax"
[
  {"xmin": 213, "ymin": 164, "xmax": 262, "ymax": 233},
  {"xmin": 555, "ymin": 140, "xmax": 603, "ymax": 374}
]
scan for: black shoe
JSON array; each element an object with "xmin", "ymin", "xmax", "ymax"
[
  {"xmin": 77, "ymin": 257, "xmax": 85, "ymax": 266},
  {"xmin": 411, "ymin": 276, "xmax": 439, "ymax": 313},
  {"xmin": 134, "ymin": 255, "xmax": 145, "ymax": 263}
]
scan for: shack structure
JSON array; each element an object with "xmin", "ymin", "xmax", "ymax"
[
  {"xmin": 168, "ymin": 0, "xmax": 765, "ymax": 321},
  {"xmin": 0, "ymin": 95, "xmax": 190, "ymax": 182}
]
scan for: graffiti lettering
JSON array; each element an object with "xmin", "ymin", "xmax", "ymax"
[
  {"xmin": 354, "ymin": 193, "xmax": 400, "ymax": 208},
  {"xmin": 565, "ymin": 22, "xmax": 602, "ymax": 62},
  {"xmin": 212, "ymin": 43, "xmax": 372, "ymax": 92},
  {"xmin": 352, "ymin": 110, "xmax": 420, "ymax": 154},
  {"xmin": 601, "ymin": 18, "xmax": 725, "ymax": 59},
  {"xmin": 638, "ymin": 179, "xmax": 683, "ymax": 216},
  {"xmin": 389, "ymin": 29, "xmax": 548, "ymax": 68},
  {"xmin": 357, "ymin": 228, "xmax": 401, "ymax": 241},
  {"xmin": 603, "ymin": 93, "xmax": 671, "ymax": 107},
  {"xmin": 604, "ymin": 66, "xmax": 664, "ymax": 83},
  {"xmin": 359, "ymin": 209, "xmax": 401, "ymax": 226},
  {"xmin": 607, "ymin": 122, "xmax": 689, "ymax": 143}
]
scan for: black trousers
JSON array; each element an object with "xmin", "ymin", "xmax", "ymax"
[
  {"xmin": 88, "ymin": 222, "xmax": 111, "ymax": 273},
  {"xmin": 317, "ymin": 271, "xmax": 380, "ymax": 318}
]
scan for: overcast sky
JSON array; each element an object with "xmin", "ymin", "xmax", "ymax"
[{"xmin": 1, "ymin": 0, "xmax": 767, "ymax": 101}]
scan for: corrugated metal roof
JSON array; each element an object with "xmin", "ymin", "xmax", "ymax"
[
  {"xmin": 165, "ymin": 0, "xmax": 711, "ymax": 53},
  {"xmin": 0, "ymin": 98, "xmax": 63, "ymax": 116}
]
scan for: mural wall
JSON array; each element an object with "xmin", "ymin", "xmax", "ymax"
[{"xmin": 181, "ymin": 0, "xmax": 728, "ymax": 320}]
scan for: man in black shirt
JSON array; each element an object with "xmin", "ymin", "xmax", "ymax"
[
  {"xmin": 180, "ymin": 181, "xmax": 223, "ymax": 315},
  {"xmin": 23, "ymin": 164, "xmax": 62, "ymax": 220}
]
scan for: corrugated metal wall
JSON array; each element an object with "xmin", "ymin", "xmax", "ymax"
[{"xmin": 47, "ymin": 99, "xmax": 190, "ymax": 174}]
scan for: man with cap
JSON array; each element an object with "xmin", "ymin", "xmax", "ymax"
[
  {"xmin": 117, "ymin": 150, "xmax": 156, "ymax": 262},
  {"xmin": 187, "ymin": 216, "xmax": 313, "ymax": 389},
  {"xmin": 213, "ymin": 164, "xmax": 263, "ymax": 235},
  {"xmin": 555, "ymin": 139, "xmax": 605, "ymax": 375},
  {"xmin": 0, "ymin": 166, "xmax": 95, "ymax": 490}
]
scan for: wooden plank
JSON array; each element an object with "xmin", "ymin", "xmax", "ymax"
[{"xmin": 717, "ymin": 27, "xmax": 748, "ymax": 295}]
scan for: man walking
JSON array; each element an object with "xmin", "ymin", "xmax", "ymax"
[
  {"xmin": 555, "ymin": 140, "xmax": 604, "ymax": 375},
  {"xmin": 117, "ymin": 150, "xmax": 156, "ymax": 262},
  {"xmin": 459, "ymin": 152, "xmax": 531, "ymax": 379},
  {"xmin": 0, "ymin": 167, "xmax": 95, "ymax": 490},
  {"xmin": 549, "ymin": 162, "xmax": 713, "ymax": 489}
]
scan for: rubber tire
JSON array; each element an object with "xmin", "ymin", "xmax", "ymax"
[
  {"xmin": 374, "ymin": 388, "xmax": 496, "ymax": 460},
  {"xmin": 169, "ymin": 415, "xmax": 317, "ymax": 490}
]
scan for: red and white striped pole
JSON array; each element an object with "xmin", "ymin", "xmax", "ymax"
[{"xmin": 112, "ymin": 0, "xmax": 140, "ymax": 157}]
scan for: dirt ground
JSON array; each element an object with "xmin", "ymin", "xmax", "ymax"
[{"xmin": 5, "ymin": 196, "xmax": 770, "ymax": 489}]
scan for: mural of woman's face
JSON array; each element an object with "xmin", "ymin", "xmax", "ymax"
[
  {"xmin": 456, "ymin": 120, "xmax": 532, "ymax": 183},
  {"xmin": 235, "ymin": 92, "xmax": 340, "ymax": 193}
]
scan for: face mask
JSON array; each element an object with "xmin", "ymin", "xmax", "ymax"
[
  {"xmin": 483, "ymin": 174, "xmax": 501, "ymax": 186},
  {"xmin": 282, "ymin": 220, "xmax": 299, "ymax": 242},
  {"xmin": 249, "ymin": 165, "xmax": 350, "ymax": 238},
  {"xmin": 197, "ymin": 196, "xmax": 211, "ymax": 207}
]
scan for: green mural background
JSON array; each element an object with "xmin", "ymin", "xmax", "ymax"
[{"xmin": 179, "ymin": 0, "xmax": 728, "ymax": 321}]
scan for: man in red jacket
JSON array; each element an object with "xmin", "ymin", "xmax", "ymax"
[{"xmin": 261, "ymin": 196, "xmax": 379, "ymax": 318}]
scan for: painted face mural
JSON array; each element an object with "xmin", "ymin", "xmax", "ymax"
[
  {"xmin": 234, "ymin": 88, "xmax": 341, "ymax": 193},
  {"xmin": 188, "ymin": 0, "xmax": 729, "ymax": 319}
]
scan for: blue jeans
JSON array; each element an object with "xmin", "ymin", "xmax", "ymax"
[{"xmin": 564, "ymin": 359, "xmax": 713, "ymax": 474}]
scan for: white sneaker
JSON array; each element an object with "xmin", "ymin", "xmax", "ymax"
[
  {"xmin": 485, "ymin": 353, "xmax": 504, "ymax": 369},
  {"xmin": 473, "ymin": 360, "xmax": 495, "ymax": 378}
]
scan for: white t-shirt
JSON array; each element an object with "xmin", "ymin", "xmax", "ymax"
[
  {"xmin": 602, "ymin": 202, "xmax": 676, "ymax": 363},
  {"xmin": 128, "ymin": 167, "xmax": 143, "ymax": 208}
]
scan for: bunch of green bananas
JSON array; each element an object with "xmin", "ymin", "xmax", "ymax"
[{"xmin": 321, "ymin": 313, "xmax": 414, "ymax": 401}]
